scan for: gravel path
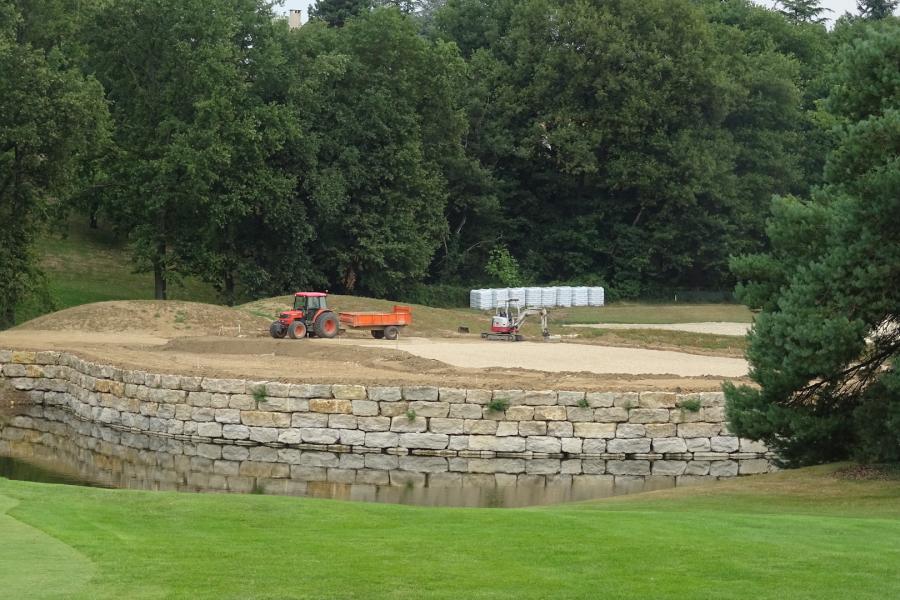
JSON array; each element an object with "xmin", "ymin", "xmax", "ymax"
[
  {"xmin": 357, "ymin": 338, "xmax": 748, "ymax": 378},
  {"xmin": 563, "ymin": 322, "xmax": 751, "ymax": 336}
]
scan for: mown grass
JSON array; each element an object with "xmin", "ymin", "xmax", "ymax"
[
  {"xmin": 552, "ymin": 303, "xmax": 754, "ymax": 325},
  {"xmin": 16, "ymin": 218, "xmax": 217, "ymax": 324},
  {"xmin": 0, "ymin": 464, "xmax": 897, "ymax": 599}
]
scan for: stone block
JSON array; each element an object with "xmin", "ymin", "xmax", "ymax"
[
  {"xmin": 390, "ymin": 416, "xmax": 427, "ymax": 433},
  {"xmin": 222, "ymin": 445, "xmax": 250, "ymax": 461},
  {"xmin": 365, "ymin": 432, "xmax": 399, "ymax": 448},
  {"xmin": 464, "ymin": 420, "xmax": 497, "ymax": 435},
  {"xmin": 711, "ymin": 436, "xmax": 739, "ymax": 453},
  {"xmin": 652, "ymin": 460, "xmax": 687, "ymax": 476},
  {"xmin": 534, "ymin": 406, "xmax": 567, "ymax": 421},
  {"xmin": 249, "ymin": 446, "xmax": 278, "ymax": 462},
  {"xmin": 201, "ymin": 379, "xmax": 245, "ymax": 394},
  {"xmin": 328, "ymin": 414, "xmax": 358, "ymax": 429},
  {"xmin": 518, "ymin": 421, "xmax": 547, "ymax": 436},
  {"xmin": 561, "ymin": 459, "xmax": 582, "ymax": 474},
  {"xmin": 584, "ymin": 392, "xmax": 615, "ymax": 408},
  {"xmin": 449, "ymin": 403, "xmax": 483, "ymax": 419},
  {"xmin": 468, "ymin": 435, "xmax": 526, "ymax": 452},
  {"xmin": 616, "ymin": 424, "xmax": 646, "ymax": 438},
  {"xmin": 400, "ymin": 456, "xmax": 448, "ymax": 473},
  {"xmin": 644, "ymin": 423, "xmax": 676, "ymax": 438},
  {"xmin": 505, "ymin": 406, "xmax": 534, "ymax": 421},
  {"xmin": 339, "ymin": 429, "xmax": 365, "ymax": 446},
  {"xmin": 309, "ymin": 399, "xmax": 352, "ymax": 414},
  {"xmin": 439, "ymin": 388, "xmax": 467, "ymax": 403},
  {"xmin": 678, "ymin": 422, "xmax": 722, "ymax": 438},
  {"xmin": 228, "ymin": 395, "xmax": 256, "ymax": 410},
  {"xmin": 524, "ymin": 390, "xmax": 557, "ymax": 406},
  {"xmin": 563, "ymin": 406, "xmax": 595, "ymax": 425},
  {"xmin": 606, "ymin": 460, "xmax": 650, "ymax": 476},
  {"xmin": 496, "ymin": 421, "xmax": 518, "ymax": 436},
  {"xmin": 639, "ymin": 392, "xmax": 677, "ymax": 409},
  {"xmin": 652, "ymin": 438, "xmax": 688, "ymax": 453},
  {"xmin": 289, "ymin": 384, "xmax": 333, "ymax": 399},
  {"xmin": 365, "ymin": 453, "xmax": 399, "ymax": 470},
  {"xmin": 357, "ymin": 416, "xmax": 390, "ymax": 432},
  {"xmin": 684, "ymin": 461, "xmax": 710, "ymax": 476},
  {"xmin": 613, "ymin": 392, "xmax": 640, "ymax": 408},
  {"xmin": 351, "ymin": 400, "xmax": 379, "ymax": 416},
  {"xmin": 222, "ymin": 424, "xmax": 250, "ymax": 440},
  {"xmin": 739, "ymin": 459, "xmax": 770, "ymax": 475},
  {"xmin": 291, "ymin": 413, "xmax": 329, "ymax": 428},
  {"xmin": 380, "ymin": 402, "xmax": 409, "ymax": 417},
  {"xmin": 402, "ymin": 386, "xmax": 439, "ymax": 401},
  {"xmin": 408, "ymin": 401, "xmax": 449, "ymax": 418},
  {"xmin": 249, "ymin": 427, "xmax": 278, "ymax": 444},
  {"xmin": 526, "ymin": 436, "xmax": 561, "ymax": 453},
  {"xmin": 399, "ymin": 433, "xmax": 449, "ymax": 450},
  {"xmin": 214, "ymin": 409, "xmax": 241, "ymax": 424},
  {"xmin": 561, "ymin": 437, "xmax": 583, "ymax": 454},
  {"xmin": 593, "ymin": 407, "xmax": 629, "ymax": 422},
  {"xmin": 197, "ymin": 422, "xmax": 222, "ymax": 438},
  {"xmin": 628, "ymin": 409, "xmax": 669, "ymax": 424},
  {"xmin": 710, "ymin": 460, "xmax": 738, "ymax": 477},
  {"xmin": 574, "ymin": 423, "xmax": 616, "ymax": 439},
  {"xmin": 607, "ymin": 438, "xmax": 651, "ymax": 454},
  {"xmin": 300, "ymin": 428, "xmax": 340, "ymax": 445},
  {"xmin": 367, "ymin": 386, "xmax": 402, "ymax": 401},
  {"xmin": 467, "ymin": 459, "xmax": 524, "ymax": 474},
  {"xmin": 332, "ymin": 384, "xmax": 367, "ymax": 400},
  {"xmin": 429, "ymin": 418, "xmax": 464, "ymax": 434},
  {"xmin": 492, "ymin": 389, "xmax": 525, "ymax": 405},
  {"xmin": 526, "ymin": 459, "xmax": 561, "ymax": 475},
  {"xmin": 197, "ymin": 443, "xmax": 221, "ymax": 460},
  {"xmin": 465, "ymin": 389, "xmax": 493, "ymax": 404},
  {"xmin": 685, "ymin": 437, "xmax": 711, "ymax": 452},
  {"xmin": 548, "ymin": 421, "xmax": 574, "ymax": 437},
  {"xmin": 241, "ymin": 411, "xmax": 290, "ymax": 428},
  {"xmin": 277, "ymin": 429, "xmax": 303, "ymax": 444},
  {"xmin": 11, "ymin": 351, "xmax": 36, "ymax": 364},
  {"xmin": 557, "ymin": 391, "xmax": 586, "ymax": 406}
]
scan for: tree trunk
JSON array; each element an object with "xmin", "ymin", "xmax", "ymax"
[
  {"xmin": 224, "ymin": 270, "xmax": 235, "ymax": 307},
  {"xmin": 0, "ymin": 306, "xmax": 14, "ymax": 330},
  {"xmin": 154, "ymin": 210, "xmax": 167, "ymax": 300},
  {"xmin": 89, "ymin": 204, "xmax": 99, "ymax": 229}
]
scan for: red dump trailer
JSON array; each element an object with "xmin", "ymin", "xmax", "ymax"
[{"xmin": 339, "ymin": 305, "xmax": 412, "ymax": 340}]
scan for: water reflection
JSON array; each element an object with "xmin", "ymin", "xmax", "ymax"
[{"xmin": 0, "ymin": 410, "xmax": 706, "ymax": 508}]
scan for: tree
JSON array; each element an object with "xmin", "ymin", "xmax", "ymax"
[
  {"xmin": 310, "ymin": 0, "xmax": 371, "ymax": 27},
  {"xmin": 0, "ymin": 0, "xmax": 108, "ymax": 327},
  {"xmin": 289, "ymin": 9, "xmax": 467, "ymax": 297},
  {"xmin": 89, "ymin": 0, "xmax": 301, "ymax": 302},
  {"xmin": 857, "ymin": 0, "xmax": 899, "ymax": 19},
  {"xmin": 726, "ymin": 20, "xmax": 900, "ymax": 464},
  {"xmin": 776, "ymin": 1, "xmax": 831, "ymax": 24}
]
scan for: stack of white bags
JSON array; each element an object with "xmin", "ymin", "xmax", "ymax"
[{"xmin": 470, "ymin": 286, "xmax": 605, "ymax": 309}]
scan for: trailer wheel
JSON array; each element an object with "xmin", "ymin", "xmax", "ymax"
[
  {"xmin": 270, "ymin": 322, "xmax": 287, "ymax": 339},
  {"xmin": 371, "ymin": 330, "xmax": 385, "ymax": 339},
  {"xmin": 314, "ymin": 311, "xmax": 340, "ymax": 339},
  {"xmin": 384, "ymin": 326, "xmax": 400, "ymax": 341},
  {"xmin": 288, "ymin": 321, "xmax": 307, "ymax": 339}
]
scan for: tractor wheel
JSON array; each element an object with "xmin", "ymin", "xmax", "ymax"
[
  {"xmin": 371, "ymin": 330, "xmax": 385, "ymax": 339},
  {"xmin": 270, "ymin": 322, "xmax": 287, "ymax": 339},
  {"xmin": 314, "ymin": 311, "xmax": 339, "ymax": 339},
  {"xmin": 288, "ymin": 321, "xmax": 308, "ymax": 339},
  {"xmin": 384, "ymin": 326, "xmax": 400, "ymax": 341}
]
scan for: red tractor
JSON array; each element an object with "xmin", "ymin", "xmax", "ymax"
[{"xmin": 269, "ymin": 292, "xmax": 340, "ymax": 339}]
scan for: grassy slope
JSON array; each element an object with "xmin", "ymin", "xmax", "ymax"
[
  {"xmin": 0, "ymin": 465, "xmax": 898, "ymax": 599},
  {"xmin": 16, "ymin": 219, "xmax": 216, "ymax": 324}
]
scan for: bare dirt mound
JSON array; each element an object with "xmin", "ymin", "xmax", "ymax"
[{"xmin": 15, "ymin": 301, "xmax": 270, "ymax": 338}]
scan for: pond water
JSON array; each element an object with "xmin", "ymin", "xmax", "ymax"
[{"xmin": 0, "ymin": 412, "xmax": 701, "ymax": 508}]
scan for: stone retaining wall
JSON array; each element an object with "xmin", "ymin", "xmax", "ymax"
[{"xmin": 0, "ymin": 349, "xmax": 775, "ymax": 479}]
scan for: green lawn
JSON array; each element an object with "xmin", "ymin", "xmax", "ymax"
[{"xmin": 1, "ymin": 465, "xmax": 897, "ymax": 599}]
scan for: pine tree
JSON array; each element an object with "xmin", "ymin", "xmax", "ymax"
[
  {"xmin": 857, "ymin": 0, "xmax": 899, "ymax": 19},
  {"xmin": 777, "ymin": 0, "xmax": 830, "ymax": 24}
]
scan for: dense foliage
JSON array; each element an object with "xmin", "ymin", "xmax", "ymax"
[
  {"xmin": 726, "ymin": 19, "xmax": 900, "ymax": 464},
  {"xmin": 0, "ymin": 0, "xmax": 896, "ymax": 317}
]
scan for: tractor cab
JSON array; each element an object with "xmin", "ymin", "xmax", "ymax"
[{"xmin": 293, "ymin": 293, "xmax": 328, "ymax": 312}]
